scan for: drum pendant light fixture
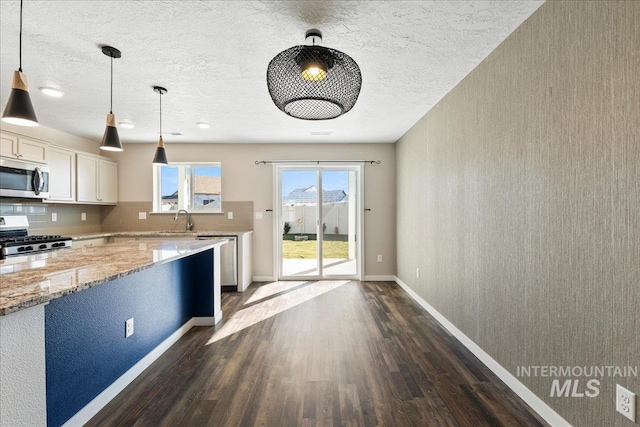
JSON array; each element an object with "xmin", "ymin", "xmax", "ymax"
[
  {"xmin": 2, "ymin": 0, "xmax": 39, "ymax": 127},
  {"xmin": 100, "ymin": 46, "xmax": 123, "ymax": 151},
  {"xmin": 152, "ymin": 86, "xmax": 168, "ymax": 165},
  {"xmin": 266, "ymin": 29, "xmax": 362, "ymax": 120}
]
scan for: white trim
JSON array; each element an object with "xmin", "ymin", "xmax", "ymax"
[
  {"xmin": 62, "ymin": 318, "xmax": 196, "ymax": 427},
  {"xmin": 393, "ymin": 276, "xmax": 571, "ymax": 427},
  {"xmin": 192, "ymin": 316, "xmax": 216, "ymax": 326},
  {"xmin": 253, "ymin": 276, "xmax": 276, "ymax": 282},
  {"xmin": 364, "ymin": 275, "xmax": 396, "ymax": 281}
]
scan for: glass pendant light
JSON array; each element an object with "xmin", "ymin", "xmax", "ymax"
[
  {"xmin": 100, "ymin": 46, "xmax": 123, "ymax": 151},
  {"xmin": 2, "ymin": 0, "xmax": 39, "ymax": 127},
  {"xmin": 152, "ymin": 86, "xmax": 168, "ymax": 165}
]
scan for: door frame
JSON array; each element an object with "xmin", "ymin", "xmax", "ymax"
[{"xmin": 273, "ymin": 163, "xmax": 364, "ymax": 281}]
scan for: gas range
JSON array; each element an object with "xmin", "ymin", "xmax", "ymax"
[{"xmin": 0, "ymin": 216, "xmax": 72, "ymax": 260}]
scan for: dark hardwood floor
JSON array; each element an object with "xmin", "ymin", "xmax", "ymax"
[{"xmin": 87, "ymin": 281, "xmax": 547, "ymax": 426}]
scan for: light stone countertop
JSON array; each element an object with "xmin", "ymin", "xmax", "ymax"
[
  {"xmin": 71, "ymin": 230, "xmax": 253, "ymax": 240},
  {"xmin": 0, "ymin": 238, "xmax": 228, "ymax": 316}
]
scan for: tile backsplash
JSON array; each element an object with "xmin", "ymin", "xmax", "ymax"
[
  {"xmin": 0, "ymin": 200, "xmax": 102, "ymax": 235},
  {"xmin": 100, "ymin": 201, "xmax": 254, "ymax": 232},
  {"xmin": 0, "ymin": 199, "xmax": 254, "ymax": 235}
]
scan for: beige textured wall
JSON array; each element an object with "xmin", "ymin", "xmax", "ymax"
[
  {"xmin": 396, "ymin": 1, "xmax": 639, "ymax": 426},
  {"xmin": 107, "ymin": 143, "xmax": 396, "ymax": 278}
]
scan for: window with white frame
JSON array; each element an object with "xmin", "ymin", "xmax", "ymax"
[{"xmin": 153, "ymin": 163, "xmax": 222, "ymax": 212}]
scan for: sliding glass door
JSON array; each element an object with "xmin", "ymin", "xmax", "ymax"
[{"xmin": 276, "ymin": 165, "xmax": 362, "ymax": 280}]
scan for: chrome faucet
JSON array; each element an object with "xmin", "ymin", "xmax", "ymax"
[{"xmin": 174, "ymin": 209, "xmax": 193, "ymax": 231}]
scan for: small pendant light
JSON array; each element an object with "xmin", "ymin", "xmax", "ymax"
[
  {"xmin": 100, "ymin": 46, "xmax": 123, "ymax": 151},
  {"xmin": 152, "ymin": 86, "xmax": 168, "ymax": 165},
  {"xmin": 2, "ymin": 0, "xmax": 39, "ymax": 127}
]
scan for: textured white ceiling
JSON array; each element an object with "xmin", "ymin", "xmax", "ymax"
[{"xmin": 0, "ymin": 1, "xmax": 543, "ymax": 144}]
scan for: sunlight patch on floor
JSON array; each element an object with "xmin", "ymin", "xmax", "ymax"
[
  {"xmin": 244, "ymin": 281, "xmax": 308, "ymax": 305},
  {"xmin": 207, "ymin": 280, "xmax": 349, "ymax": 345}
]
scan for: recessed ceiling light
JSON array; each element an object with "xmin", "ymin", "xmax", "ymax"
[
  {"xmin": 197, "ymin": 122, "xmax": 210, "ymax": 129},
  {"xmin": 119, "ymin": 120, "xmax": 134, "ymax": 129},
  {"xmin": 310, "ymin": 131, "xmax": 333, "ymax": 136},
  {"xmin": 40, "ymin": 87, "xmax": 65, "ymax": 97}
]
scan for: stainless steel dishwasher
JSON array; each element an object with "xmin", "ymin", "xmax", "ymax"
[{"xmin": 197, "ymin": 235, "xmax": 237, "ymax": 291}]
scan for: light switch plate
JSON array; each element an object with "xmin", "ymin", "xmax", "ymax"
[
  {"xmin": 138, "ymin": 212, "xmax": 147, "ymax": 220},
  {"xmin": 51, "ymin": 213, "xmax": 57, "ymax": 222},
  {"xmin": 377, "ymin": 255, "xmax": 383, "ymax": 263},
  {"xmin": 255, "ymin": 211, "xmax": 263, "ymax": 220},
  {"xmin": 81, "ymin": 212, "xmax": 86, "ymax": 221},
  {"xmin": 228, "ymin": 212, "xmax": 233, "ymax": 220}
]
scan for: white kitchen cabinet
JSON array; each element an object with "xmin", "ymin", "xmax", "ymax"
[
  {"xmin": 98, "ymin": 159, "xmax": 118, "ymax": 204},
  {"xmin": 46, "ymin": 146, "xmax": 76, "ymax": 202},
  {"xmin": 0, "ymin": 131, "xmax": 48, "ymax": 163},
  {"xmin": 76, "ymin": 153, "xmax": 118, "ymax": 204}
]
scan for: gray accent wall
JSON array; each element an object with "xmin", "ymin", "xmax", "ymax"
[{"xmin": 395, "ymin": 2, "xmax": 639, "ymax": 426}]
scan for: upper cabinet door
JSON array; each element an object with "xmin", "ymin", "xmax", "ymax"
[
  {"xmin": 0, "ymin": 132, "xmax": 47, "ymax": 163},
  {"xmin": 17, "ymin": 137, "xmax": 47, "ymax": 163},
  {"xmin": 0, "ymin": 132, "xmax": 18, "ymax": 158},
  {"xmin": 76, "ymin": 153, "xmax": 99, "ymax": 203},
  {"xmin": 47, "ymin": 146, "xmax": 76, "ymax": 202},
  {"xmin": 99, "ymin": 159, "xmax": 118, "ymax": 204}
]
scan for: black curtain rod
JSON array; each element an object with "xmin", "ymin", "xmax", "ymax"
[{"xmin": 255, "ymin": 160, "xmax": 381, "ymax": 165}]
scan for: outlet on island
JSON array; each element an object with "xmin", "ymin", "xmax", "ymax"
[{"xmin": 125, "ymin": 318, "xmax": 134, "ymax": 338}]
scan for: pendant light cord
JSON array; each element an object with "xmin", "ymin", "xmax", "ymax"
[
  {"xmin": 109, "ymin": 55, "xmax": 113, "ymax": 114},
  {"xmin": 19, "ymin": 0, "xmax": 23, "ymax": 72},
  {"xmin": 159, "ymin": 91, "xmax": 162, "ymax": 136}
]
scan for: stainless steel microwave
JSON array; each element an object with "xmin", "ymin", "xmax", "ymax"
[{"xmin": 0, "ymin": 158, "xmax": 50, "ymax": 199}]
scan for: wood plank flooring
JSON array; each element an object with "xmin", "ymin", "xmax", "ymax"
[{"xmin": 87, "ymin": 281, "xmax": 547, "ymax": 426}]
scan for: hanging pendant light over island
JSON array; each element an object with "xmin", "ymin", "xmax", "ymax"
[
  {"xmin": 99, "ymin": 46, "xmax": 123, "ymax": 152},
  {"xmin": 2, "ymin": 0, "xmax": 39, "ymax": 127},
  {"xmin": 152, "ymin": 86, "xmax": 169, "ymax": 165}
]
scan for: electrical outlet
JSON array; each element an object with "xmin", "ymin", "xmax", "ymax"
[
  {"xmin": 81, "ymin": 212, "xmax": 86, "ymax": 221},
  {"xmin": 125, "ymin": 318, "xmax": 134, "ymax": 338},
  {"xmin": 227, "ymin": 212, "xmax": 233, "ymax": 220},
  {"xmin": 138, "ymin": 212, "xmax": 146, "ymax": 220},
  {"xmin": 377, "ymin": 255, "xmax": 383, "ymax": 263},
  {"xmin": 51, "ymin": 213, "xmax": 57, "ymax": 222},
  {"xmin": 616, "ymin": 384, "xmax": 636, "ymax": 422},
  {"xmin": 416, "ymin": 268, "xmax": 420, "ymax": 278}
]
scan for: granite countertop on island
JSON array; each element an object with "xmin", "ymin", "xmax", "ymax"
[{"xmin": 0, "ymin": 238, "xmax": 227, "ymax": 316}]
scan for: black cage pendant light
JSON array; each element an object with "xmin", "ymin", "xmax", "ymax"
[
  {"xmin": 152, "ymin": 86, "xmax": 168, "ymax": 165},
  {"xmin": 100, "ymin": 46, "xmax": 123, "ymax": 151},
  {"xmin": 266, "ymin": 29, "xmax": 362, "ymax": 120},
  {"xmin": 2, "ymin": 0, "xmax": 38, "ymax": 127}
]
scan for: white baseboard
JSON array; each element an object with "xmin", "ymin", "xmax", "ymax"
[
  {"xmin": 394, "ymin": 277, "xmax": 571, "ymax": 427},
  {"xmin": 252, "ymin": 276, "xmax": 276, "ymax": 282},
  {"xmin": 62, "ymin": 318, "xmax": 196, "ymax": 427},
  {"xmin": 193, "ymin": 316, "xmax": 216, "ymax": 326},
  {"xmin": 364, "ymin": 275, "xmax": 396, "ymax": 281}
]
